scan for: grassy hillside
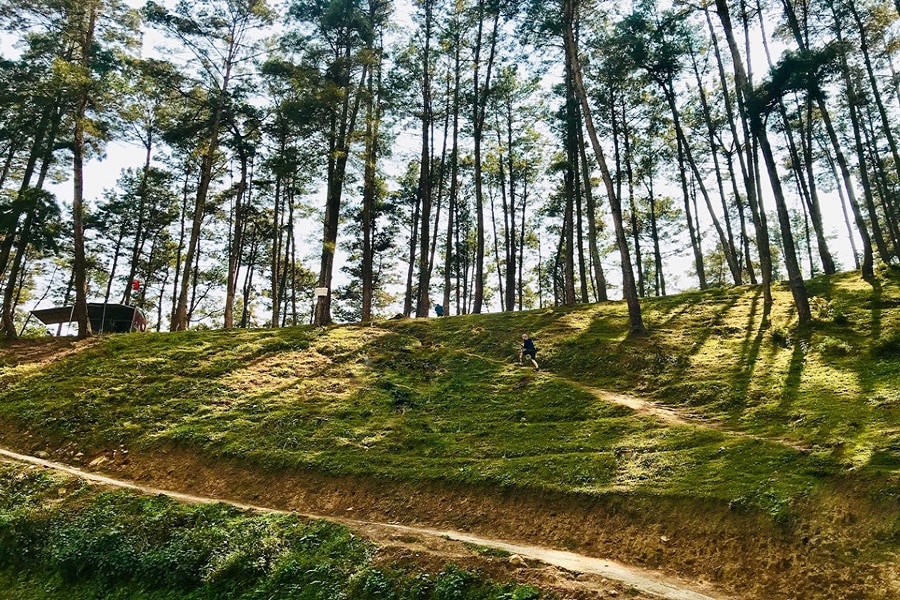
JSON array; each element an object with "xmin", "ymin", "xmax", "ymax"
[{"xmin": 0, "ymin": 269, "xmax": 898, "ymax": 597}]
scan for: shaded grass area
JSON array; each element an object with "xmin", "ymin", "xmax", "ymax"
[
  {"xmin": 0, "ymin": 463, "xmax": 542, "ymax": 600},
  {"xmin": 0, "ymin": 272, "xmax": 897, "ymax": 525}
]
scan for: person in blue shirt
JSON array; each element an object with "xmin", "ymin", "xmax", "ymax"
[
  {"xmin": 519, "ymin": 333, "xmax": 539, "ymax": 371},
  {"xmin": 434, "ymin": 304, "xmax": 444, "ymax": 317}
]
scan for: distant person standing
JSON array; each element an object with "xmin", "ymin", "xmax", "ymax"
[
  {"xmin": 434, "ymin": 304, "xmax": 444, "ymax": 317},
  {"xmin": 519, "ymin": 333, "xmax": 539, "ymax": 371}
]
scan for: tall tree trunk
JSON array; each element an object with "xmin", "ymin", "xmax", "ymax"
[
  {"xmin": 674, "ymin": 120, "xmax": 706, "ymax": 289},
  {"xmin": 690, "ymin": 44, "xmax": 742, "ymax": 284},
  {"xmin": 715, "ymin": 0, "xmax": 810, "ymax": 323},
  {"xmin": 621, "ymin": 101, "xmax": 644, "ymax": 297},
  {"xmin": 800, "ymin": 98, "xmax": 836, "ymax": 274},
  {"xmin": 564, "ymin": 0, "xmax": 644, "ymax": 332},
  {"xmin": 404, "ymin": 190, "xmax": 420, "ymax": 317},
  {"xmin": 170, "ymin": 168, "xmax": 190, "ymax": 327},
  {"xmin": 756, "ymin": 3, "xmax": 835, "ymax": 276},
  {"xmin": 647, "ymin": 176, "xmax": 666, "ymax": 296},
  {"xmin": 415, "ymin": 0, "xmax": 434, "ymax": 318},
  {"xmin": 224, "ymin": 142, "xmax": 249, "ymax": 329},
  {"xmin": 706, "ymin": 9, "xmax": 756, "ymax": 283},
  {"xmin": 471, "ymin": 3, "xmax": 499, "ymax": 314},
  {"xmin": 174, "ymin": 57, "xmax": 235, "ymax": 330},
  {"xmin": 504, "ymin": 96, "xmax": 518, "ymax": 311},
  {"xmin": 818, "ymin": 136, "xmax": 861, "ymax": 269},
  {"xmin": 713, "ymin": 0, "xmax": 773, "ymax": 321},
  {"xmin": 104, "ymin": 226, "xmax": 125, "ymax": 304},
  {"xmin": 577, "ymin": 102, "xmax": 607, "ymax": 301},
  {"xmin": 835, "ymin": 18, "xmax": 893, "ymax": 267},
  {"xmin": 361, "ymin": 53, "xmax": 382, "ymax": 322},
  {"xmin": 270, "ymin": 128, "xmax": 286, "ymax": 328},
  {"xmin": 71, "ymin": 1, "xmax": 100, "ymax": 339},
  {"xmin": 122, "ymin": 133, "xmax": 153, "ymax": 305},
  {"xmin": 314, "ymin": 61, "xmax": 369, "ymax": 326},
  {"xmin": 563, "ymin": 56, "xmax": 578, "ymax": 305},
  {"xmin": 0, "ymin": 106, "xmax": 53, "ymax": 282},
  {"xmin": 847, "ymin": 0, "xmax": 900, "ymax": 185},
  {"xmin": 862, "ymin": 104, "xmax": 900, "ymax": 255},
  {"xmin": 780, "ymin": 0, "xmax": 874, "ymax": 278},
  {"xmin": 443, "ymin": 22, "xmax": 461, "ymax": 317}
]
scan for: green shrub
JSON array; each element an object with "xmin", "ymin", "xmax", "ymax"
[
  {"xmin": 0, "ymin": 465, "xmax": 548, "ymax": 599},
  {"xmin": 769, "ymin": 326, "xmax": 792, "ymax": 348},
  {"xmin": 872, "ymin": 333, "xmax": 900, "ymax": 358},
  {"xmin": 816, "ymin": 336, "xmax": 853, "ymax": 357}
]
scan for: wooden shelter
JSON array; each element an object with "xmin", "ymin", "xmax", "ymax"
[{"xmin": 30, "ymin": 303, "xmax": 147, "ymax": 334}]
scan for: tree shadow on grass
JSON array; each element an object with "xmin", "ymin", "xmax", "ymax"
[
  {"xmin": 732, "ymin": 289, "xmax": 765, "ymax": 414},
  {"xmin": 683, "ymin": 294, "xmax": 742, "ymax": 358},
  {"xmin": 778, "ymin": 325, "xmax": 812, "ymax": 415}
]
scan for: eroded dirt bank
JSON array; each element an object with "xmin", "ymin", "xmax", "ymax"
[{"xmin": 1, "ymin": 425, "xmax": 896, "ymax": 600}]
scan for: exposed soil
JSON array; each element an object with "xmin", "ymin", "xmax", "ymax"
[{"xmin": 1, "ymin": 425, "xmax": 896, "ymax": 600}]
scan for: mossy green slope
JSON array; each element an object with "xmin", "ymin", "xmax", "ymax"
[{"xmin": 0, "ymin": 271, "xmax": 897, "ymax": 521}]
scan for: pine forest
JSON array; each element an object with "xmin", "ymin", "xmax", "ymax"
[{"xmin": 2, "ymin": 0, "xmax": 900, "ymax": 337}]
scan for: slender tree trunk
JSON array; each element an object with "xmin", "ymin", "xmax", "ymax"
[
  {"xmin": 818, "ymin": 136, "xmax": 860, "ymax": 269},
  {"xmin": 489, "ymin": 185, "xmax": 504, "ymax": 303},
  {"xmin": 314, "ymin": 60, "xmax": 369, "ymax": 326},
  {"xmin": 690, "ymin": 44, "xmax": 742, "ymax": 284},
  {"xmin": 621, "ymin": 101, "xmax": 644, "ymax": 297},
  {"xmin": 361, "ymin": 54, "xmax": 382, "ymax": 322},
  {"xmin": 404, "ymin": 192, "xmax": 420, "ymax": 317},
  {"xmin": 707, "ymin": 15, "xmax": 756, "ymax": 284},
  {"xmin": 800, "ymin": 98, "xmax": 836, "ymax": 274},
  {"xmin": 224, "ymin": 143, "xmax": 249, "ymax": 328},
  {"xmin": 563, "ymin": 56, "xmax": 578, "ymax": 305},
  {"xmin": 714, "ymin": 0, "xmax": 773, "ymax": 321},
  {"xmin": 71, "ymin": 1, "xmax": 100, "ymax": 339},
  {"xmin": 779, "ymin": 0, "xmax": 873, "ymax": 277},
  {"xmin": 504, "ymin": 96, "xmax": 517, "ymax": 311},
  {"xmin": 674, "ymin": 120, "xmax": 706, "ymax": 289},
  {"xmin": 647, "ymin": 176, "xmax": 666, "ymax": 296},
  {"xmin": 0, "ymin": 108, "xmax": 51, "ymax": 282},
  {"xmin": 564, "ymin": 0, "xmax": 643, "ymax": 332},
  {"xmin": 122, "ymin": 134, "xmax": 153, "ymax": 305},
  {"xmin": 716, "ymin": 0, "xmax": 809, "ymax": 323},
  {"xmin": 443, "ymin": 23, "xmax": 461, "ymax": 316},
  {"xmin": 847, "ymin": 0, "xmax": 900, "ymax": 185},
  {"xmin": 174, "ymin": 51, "xmax": 235, "ymax": 330},
  {"xmin": 862, "ymin": 105, "xmax": 900, "ymax": 255},
  {"xmin": 757, "ymin": 3, "xmax": 835, "ymax": 276},
  {"xmin": 170, "ymin": 168, "xmax": 190, "ymax": 327},
  {"xmin": 104, "ymin": 226, "xmax": 125, "ymax": 304},
  {"xmin": 577, "ymin": 102, "xmax": 607, "ymax": 301},
  {"xmin": 836, "ymin": 20, "xmax": 892, "ymax": 267},
  {"xmin": 240, "ymin": 225, "xmax": 259, "ymax": 328},
  {"xmin": 471, "ymin": 3, "xmax": 499, "ymax": 314},
  {"xmin": 415, "ymin": 0, "xmax": 434, "ymax": 318}
]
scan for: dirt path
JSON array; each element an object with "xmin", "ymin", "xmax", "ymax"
[
  {"xmin": 0, "ymin": 447, "xmax": 725, "ymax": 600},
  {"xmin": 467, "ymin": 350, "xmax": 808, "ymax": 451}
]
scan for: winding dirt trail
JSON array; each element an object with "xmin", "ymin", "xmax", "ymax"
[
  {"xmin": 0, "ymin": 446, "xmax": 726, "ymax": 600},
  {"xmin": 466, "ymin": 350, "xmax": 808, "ymax": 451}
]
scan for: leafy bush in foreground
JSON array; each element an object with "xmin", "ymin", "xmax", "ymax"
[{"xmin": 0, "ymin": 465, "xmax": 544, "ymax": 599}]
